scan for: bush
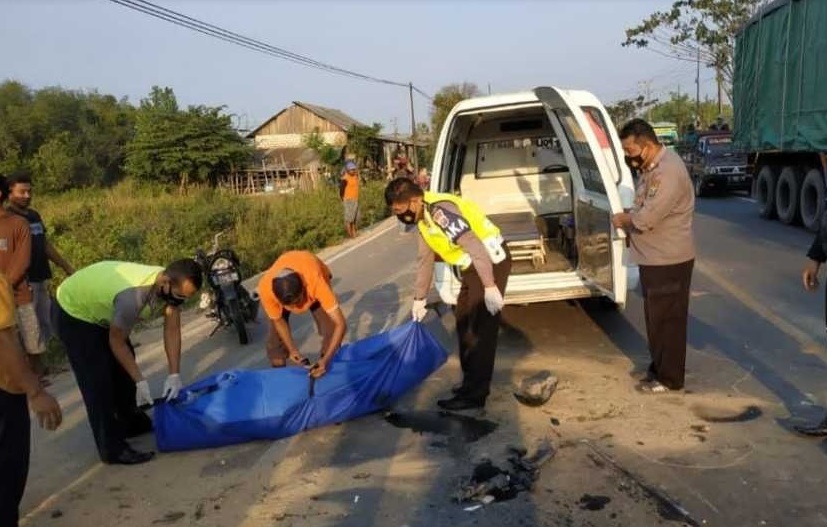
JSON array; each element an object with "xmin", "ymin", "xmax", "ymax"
[{"xmin": 37, "ymin": 179, "xmax": 390, "ymax": 287}]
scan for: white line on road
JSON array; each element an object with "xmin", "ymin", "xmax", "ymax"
[{"xmin": 736, "ymin": 196, "xmax": 757, "ymax": 203}]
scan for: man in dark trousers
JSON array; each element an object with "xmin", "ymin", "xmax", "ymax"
[
  {"xmin": 384, "ymin": 177, "xmax": 511, "ymax": 410},
  {"xmin": 0, "ymin": 271, "xmax": 62, "ymax": 527},
  {"xmin": 612, "ymin": 119, "xmax": 695, "ymax": 393},
  {"xmin": 6, "ymin": 172, "xmax": 75, "ymax": 380},
  {"xmin": 56, "ymin": 259, "xmax": 202, "ymax": 464},
  {"xmin": 796, "ymin": 220, "xmax": 827, "ymax": 435}
]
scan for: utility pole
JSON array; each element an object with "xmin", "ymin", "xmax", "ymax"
[
  {"xmin": 409, "ymin": 82, "xmax": 419, "ymax": 176},
  {"xmin": 638, "ymin": 80, "xmax": 652, "ymax": 120},
  {"xmin": 488, "ymin": 83, "xmax": 492, "ymax": 95},
  {"xmin": 695, "ymin": 46, "xmax": 701, "ymax": 127},
  {"xmin": 716, "ymin": 66, "xmax": 723, "ymax": 116}
]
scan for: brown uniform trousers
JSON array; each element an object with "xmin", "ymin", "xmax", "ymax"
[
  {"xmin": 454, "ymin": 244, "xmax": 512, "ymax": 400},
  {"xmin": 639, "ymin": 259, "xmax": 694, "ymax": 390}
]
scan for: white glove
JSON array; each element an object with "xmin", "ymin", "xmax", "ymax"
[
  {"xmin": 411, "ymin": 299, "xmax": 428, "ymax": 322},
  {"xmin": 483, "ymin": 286, "xmax": 504, "ymax": 315},
  {"xmin": 162, "ymin": 373, "xmax": 183, "ymax": 402},
  {"xmin": 135, "ymin": 380, "xmax": 153, "ymax": 407}
]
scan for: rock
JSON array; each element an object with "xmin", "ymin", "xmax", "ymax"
[
  {"xmin": 51, "ymin": 510, "xmax": 63, "ymax": 519},
  {"xmin": 513, "ymin": 371, "xmax": 558, "ymax": 406}
]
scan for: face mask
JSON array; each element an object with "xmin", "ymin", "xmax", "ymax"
[
  {"xmin": 624, "ymin": 146, "xmax": 647, "ymax": 170},
  {"xmin": 396, "ymin": 208, "xmax": 417, "ymax": 225},
  {"xmin": 158, "ymin": 285, "xmax": 186, "ymax": 307}
]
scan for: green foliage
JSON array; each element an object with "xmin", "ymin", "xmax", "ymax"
[
  {"xmin": 648, "ymin": 92, "xmax": 733, "ymax": 131},
  {"xmin": 346, "ymin": 123, "xmax": 383, "ymax": 167},
  {"xmin": 125, "ymin": 86, "xmax": 253, "ymax": 192},
  {"xmin": 606, "ymin": 96, "xmax": 658, "ymax": 127},
  {"xmin": 430, "ymin": 83, "xmax": 481, "ymax": 140},
  {"xmin": 622, "ymin": 0, "xmax": 764, "ymax": 98},
  {"xmin": 37, "ymin": 180, "xmax": 390, "ymax": 287},
  {"xmin": 607, "ymin": 91, "xmax": 733, "ymax": 130},
  {"xmin": 0, "ymin": 80, "xmax": 135, "ymax": 190},
  {"xmin": 303, "ymin": 129, "xmax": 343, "ymax": 171}
]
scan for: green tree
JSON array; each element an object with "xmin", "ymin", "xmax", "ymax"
[
  {"xmin": 126, "ymin": 86, "xmax": 252, "ymax": 193},
  {"xmin": 623, "ymin": 0, "xmax": 764, "ymax": 100},
  {"xmin": 345, "ymin": 123, "xmax": 382, "ymax": 167},
  {"xmin": 606, "ymin": 95, "xmax": 658, "ymax": 127},
  {"xmin": 430, "ymin": 83, "xmax": 481, "ymax": 139},
  {"xmin": 303, "ymin": 130, "xmax": 343, "ymax": 173}
]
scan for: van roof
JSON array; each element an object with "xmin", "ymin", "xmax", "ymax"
[{"xmin": 451, "ymin": 91, "xmax": 541, "ymax": 113}]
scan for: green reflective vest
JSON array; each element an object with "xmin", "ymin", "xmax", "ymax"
[{"xmin": 56, "ymin": 261, "xmax": 163, "ymax": 326}]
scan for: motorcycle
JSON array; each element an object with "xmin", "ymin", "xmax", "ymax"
[{"xmin": 194, "ymin": 231, "xmax": 259, "ymax": 345}]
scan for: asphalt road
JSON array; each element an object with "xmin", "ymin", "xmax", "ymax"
[{"xmin": 18, "ymin": 196, "xmax": 827, "ymax": 527}]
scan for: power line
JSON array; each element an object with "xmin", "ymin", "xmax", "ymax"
[{"xmin": 108, "ymin": 0, "xmax": 433, "ymax": 100}]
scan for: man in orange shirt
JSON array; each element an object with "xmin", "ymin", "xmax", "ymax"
[
  {"xmin": 340, "ymin": 161, "xmax": 360, "ymax": 238},
  {"xmin": 257, "ymin": 251, "xmax": 347, "ymax": 378}
]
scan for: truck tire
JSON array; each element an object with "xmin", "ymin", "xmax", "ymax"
[
  {"xmin": 800, "ymin": 168, "xmax": 825, "ymax": 233},
  {"xmin": 755, "ymin": 165, "xmax": 777, "ymax": 219},
  {"xmin": 775, "ymin": 166, "xmax": 802, "ymax": 225}
]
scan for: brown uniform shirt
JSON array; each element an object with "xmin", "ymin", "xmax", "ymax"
[
  {"xmin": 629, "ymin": 147, "xmax": 696, "ymax": 266},
  {"xmin": 0, "ymin": 211, "xmax": 32, "ymax": 305}
]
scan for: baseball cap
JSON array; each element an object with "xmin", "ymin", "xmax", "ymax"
[{"xmin": 345, "ymin": 161, "xmax": 357, "ymax": 171}]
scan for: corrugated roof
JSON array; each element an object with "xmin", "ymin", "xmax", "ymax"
[{"xmin": 293, "ymin": 101, "xmax": 366, "ymax": 131}]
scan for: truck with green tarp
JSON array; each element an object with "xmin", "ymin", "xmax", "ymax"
[{"xmin": 733, "ymin": 0, "xmax": 827, "ymax": 231}]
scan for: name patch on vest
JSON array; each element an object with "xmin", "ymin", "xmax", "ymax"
[{"xmin": 432, "ymin": 206, "xmax": 471, "ymax": 243}]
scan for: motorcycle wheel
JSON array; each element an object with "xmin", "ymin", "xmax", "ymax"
[{"xmin": 227, "ymin": 298, "xmax": 249, "ymax": 345}]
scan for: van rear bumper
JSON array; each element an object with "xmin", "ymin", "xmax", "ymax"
[{"xmin": 434, "ymin": 263, "xmax": 637, "ymax": 306}]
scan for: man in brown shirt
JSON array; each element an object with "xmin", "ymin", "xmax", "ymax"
[
  {"xmin": 612, "ymin": 119, "xmax": 695, "ymax": 393},
  {"xmin": 0, "ymin": 176, "xmax": 38, "ymax": 378},
  {"xmin": 0, "ymin": 271, "xmax": 62, "ymax": 527}
]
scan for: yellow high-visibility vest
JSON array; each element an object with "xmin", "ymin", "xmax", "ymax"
[{"xmin": 418, "ymin": 191, "xmax": 504, "ymax": 269}]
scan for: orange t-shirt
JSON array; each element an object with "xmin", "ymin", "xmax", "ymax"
[
  {"xmin": 257, "ymin": 251, "xmax": 337, "ymax": 320},
  {"xmin": 341, "ymin": 173, "xmax": 360, "ymax": 201}
]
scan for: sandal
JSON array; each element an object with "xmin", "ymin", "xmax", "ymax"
[{"xmin": 636, "ymin": 380, "xmax": 670, "ymax": 394}]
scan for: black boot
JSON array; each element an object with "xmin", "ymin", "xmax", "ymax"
[
  {"xmin": 437, "ymin": 395, "xmax": 486, "ymax": 411},
  {"xmin": 107, "ymin": 446, "xmax": 155, "ymax": 465},
  {"xmin": 793, "ymin": 417, "xmax": 827, "ymax": 436}
]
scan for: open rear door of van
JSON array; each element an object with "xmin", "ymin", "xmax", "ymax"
[{"xmin": 533, "ymin": 86, "xmax": 628, "ymax": 307}]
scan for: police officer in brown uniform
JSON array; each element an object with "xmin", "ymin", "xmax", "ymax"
[{"xmin": 612, "ymin": 119, "xmax": 695, "ymax": 393}]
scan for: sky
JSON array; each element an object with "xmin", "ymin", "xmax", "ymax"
[{"xmin": 0, "ymin": 0, "xmax": 722, "ymax": 134}]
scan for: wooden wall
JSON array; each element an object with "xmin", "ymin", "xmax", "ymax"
[{"xmin": 255, "ymin": 105, "xmax": 342, "ymax": 135}]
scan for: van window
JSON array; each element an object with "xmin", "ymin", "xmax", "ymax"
[
  {"xmin": 554, "ymin": 110, "xmax": 607, "ymax": 195},
  {"xmin": 581, "ymin": 106, "xmax": 622, "ymax": 178},
  {"xmin": 474, "ymin": 136, "xmax": 567, "ymax": 179}
]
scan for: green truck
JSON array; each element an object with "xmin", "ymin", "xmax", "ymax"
[
  {"xmin": 733, "ymin": 0, "xmax": 827, "ymax": 231},
  {"xmin": 651, "ymin": 121, "xmax": 679, "ymax": 151}
]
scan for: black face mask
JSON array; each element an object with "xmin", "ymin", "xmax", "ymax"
[
  {"xmin": 396, "ymin": 209, "xmax": 417, "ymax": 225},
  {"xmin": 158, "ymin": 286, "xmax": 185, "ymax": 307},
  {"xmin": 624, "ymin": 154, "xmax": 645, "ymax": 170},
  {"xmin": 624, "ymin": 145, "xmax": 647, "ymax": 170}
]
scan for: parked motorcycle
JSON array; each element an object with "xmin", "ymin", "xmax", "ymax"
[{"xmin": 195, "ymin": 231, "xmax": 259, "ymax": 345}]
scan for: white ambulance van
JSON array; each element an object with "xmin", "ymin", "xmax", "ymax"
[{"xmin": 430, "ymin": 86, "xmax": 638, "ymax": 309}]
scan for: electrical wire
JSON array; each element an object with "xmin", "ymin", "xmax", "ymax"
[{"xmin": 108, "ymin": 0, "xmax": 433, "ymax": 100}]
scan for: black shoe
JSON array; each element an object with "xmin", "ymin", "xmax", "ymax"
[
  {"xmin": 451, "ymin": 382, "xmax": 468, "ymax": 395},
  {"xmin": 108, "ymin": 447, "xmax": 155, "ymax": 465},
  {"xmin": 793, "ymin": 418, "xmax": 827, "ymax": 437},
  {"xmin": 437, "ymin": 395, "xmax": 486, "ymax": 411}
]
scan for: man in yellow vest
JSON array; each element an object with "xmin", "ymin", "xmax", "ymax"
[
  {"xmin": 55, "ymin": 259, "xmax": 202, "ymax": 464},
  {"xmin": 384, "ymin": 178, "xmax": 512, "ymax": 410}
]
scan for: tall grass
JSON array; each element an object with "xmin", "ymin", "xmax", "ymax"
[{"xmin": 38, "ymin": 179, "xmax": 390, "ymax": 286}]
